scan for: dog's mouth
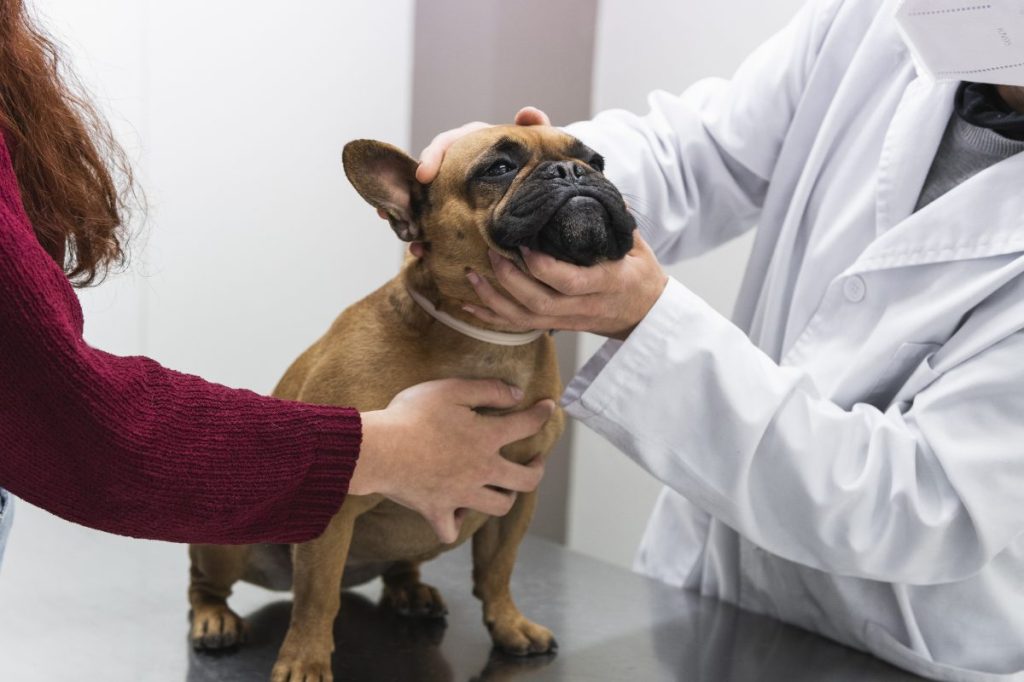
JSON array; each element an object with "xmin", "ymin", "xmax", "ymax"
[
  {"xmin": 536, "ymin": 195, "xmax": 617, "ymax": 266},
  {"xmin": 491, "ymin": 173, "xmax": 635, "ymax": 266}
]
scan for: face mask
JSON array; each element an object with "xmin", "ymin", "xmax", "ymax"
[{"xmin": 895, "ymin": 0, "xmax": 1024, "ymax": 86}]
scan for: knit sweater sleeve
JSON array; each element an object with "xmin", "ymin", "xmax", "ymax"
[{"xmin": 0, "ymin": 136, "xmax": 361, "ymax": 545}]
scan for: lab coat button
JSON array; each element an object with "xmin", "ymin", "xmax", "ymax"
[{"xmin": 843, "ymin": 276, "xmax": 866, "ymax": 303}]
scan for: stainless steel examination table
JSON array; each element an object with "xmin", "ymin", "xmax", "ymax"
[{"xmin": 0, "ymin": 502, "xmax": 927, "ymax": 681}]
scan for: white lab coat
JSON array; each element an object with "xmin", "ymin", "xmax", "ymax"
[{"xmin": 563, "ymin": 0, "xmax": 1024, "ymax": 679}]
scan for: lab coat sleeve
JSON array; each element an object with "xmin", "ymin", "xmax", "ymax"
[
  {"xmin": 565, "ymin": 0, "xmax": 845, "ymax": 264},
  {"xmin": 563, "ymin": 278, "xmax": 1024, "ymax": 585}
]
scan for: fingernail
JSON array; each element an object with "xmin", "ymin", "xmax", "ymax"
[
  {"xmin": 510, "ymin": 385, "xmax": 524, "ymax": 401},
  {"xmin": 520, "ymin": 245, "xmax": 531, "ymax": 256},
  {"xmin": 467, "ymin": 271, "xmax": 481, "ymax": 285}
]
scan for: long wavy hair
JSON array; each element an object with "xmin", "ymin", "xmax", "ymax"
[{"xmin": 0, "ymin": 0, "xmax": 136, "ymax": 286}]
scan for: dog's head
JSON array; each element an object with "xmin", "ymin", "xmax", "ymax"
[{"xmin": 343, "ymin": 125, "xmax": 634, "ymax": 298}]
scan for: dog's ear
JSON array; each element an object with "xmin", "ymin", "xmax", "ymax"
[{"xmin": 343, "ymin": 140, "xmax": 421, "ymax": 242}]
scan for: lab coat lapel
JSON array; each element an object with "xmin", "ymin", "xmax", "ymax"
[
  {"xmin": 850, "ymin": 79, "xmax": 1024, "ymax": 275},
  {"xmin": 850, "ymin": 149, "xmax": 1024, "ymax": 275},
  {"xmin": 874, "ymin": 77, "xmax": 955, "ymax": 236}
]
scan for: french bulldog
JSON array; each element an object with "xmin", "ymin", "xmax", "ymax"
[{"xmin": 187, "ymin": 124, "xmax": 635, "ymax": 681}]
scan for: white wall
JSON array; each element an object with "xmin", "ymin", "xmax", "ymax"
[
  {"xmin": 566, "ymin": 0, "xmax": 806, "ymax": 568},
  {"xmin": 37, "ymin": 0, "xmax": 413, "ymax": 392}
]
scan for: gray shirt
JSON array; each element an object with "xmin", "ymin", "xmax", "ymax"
[{"xmin": 915, "ymin": 114, "xmax": 1024, "ymax": 211}]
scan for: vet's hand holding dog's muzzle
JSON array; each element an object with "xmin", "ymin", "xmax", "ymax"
[
  {"xmin": 412, "ymin": 107, "xmax": 669, "ymax": 340},
  {"xmin": 353, "ymin": 378, "xmax": 553, "ymax": 544}
]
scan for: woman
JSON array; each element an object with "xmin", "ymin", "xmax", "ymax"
[
  {"xmin": 419, "ymin": 1, "xmax": 1024, "ymax": 679},
  {"xmin": 0, "ymin": 0, "xmax": 553, "ymax": 565}
]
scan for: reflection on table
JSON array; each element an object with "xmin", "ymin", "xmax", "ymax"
[{"xmin": 186, "ymin": 537, "xmax": 927, "ymax": 682}]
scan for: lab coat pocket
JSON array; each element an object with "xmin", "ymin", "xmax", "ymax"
[
  {"xmin": 864, "ymin": 622, "xmax": 1024, "ymax": 682},
  {"xmin": 863, "ymin": 342, "xmax": 941, "ymax": 408}
]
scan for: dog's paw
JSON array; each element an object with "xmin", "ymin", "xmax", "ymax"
[
  {"xmin": 381, "ymin": 580, "xmax": 448, "ymax": 618},
  {"xmin": 270, "ymin": 653, "xmax": 333, "ymax": 682},
  {"xmin": 190, "ymin": 602, "xmax": 247, "ymax": 651},
  {"xmin": 488, "ymin": 616, "xmax": 557, "ymax": 656}
]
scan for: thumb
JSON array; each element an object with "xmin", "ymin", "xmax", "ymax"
[
  {"xmin": 498, "ymin": 399, "xmax": 557, "ymax": 444},
  {"xmin": 443, "ymin": 378, "xmax": 524, "ymax": 410}
]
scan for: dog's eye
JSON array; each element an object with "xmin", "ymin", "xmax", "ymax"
[
  {"xmin": 589, "ymin": 154, "xmax": 605, "ymax": 173},
  {"xmin": 482, "ymin": 160, "xmax": 517, "ymax": 178}
]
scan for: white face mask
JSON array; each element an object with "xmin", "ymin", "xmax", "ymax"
[{"xmin": 895, "ymin": 0, "xmax": 1024, "ymax": 86}]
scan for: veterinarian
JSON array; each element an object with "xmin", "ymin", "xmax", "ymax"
[
  {"xmin": 0, "ymin": 0, "xmax": 553, "ymax": 570},
  {"xmin": 418, "ymin": 1, "xmax": 1024, "ymax": 679}
]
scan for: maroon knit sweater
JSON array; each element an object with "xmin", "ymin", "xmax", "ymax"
[{"xmin": 0, "ymin": 132, "xmax": 361, "ymax": 544}]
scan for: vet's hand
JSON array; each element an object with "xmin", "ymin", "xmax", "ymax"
[
  {"xmin": 464, "ymin": 236, "xmax": 668, "ymax": 340},
  {"xmin": 415, "ymin": 106, "xmax": 551, "ymax": 184},
  {"xmin": 353, "ymin": 378, "xmax": 554, "ymax": 544}
]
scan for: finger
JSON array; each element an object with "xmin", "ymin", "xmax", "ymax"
[
  {"xmin": 495, "ymin": 399, "xmax": 557, "ymax": 445},
  {"xmin": 490, "ymin": 455, "xmax": 545, "ymax": 494},
  {"xmin": 468, "ymin": 487, "xmax": 518, "ymax": 517},
  {"xmin": 440, "ymin": 377, "xmax": 525, "ymax": 410},
  {"xmin": 416, "ymin": 121, "xmax": 490, "ymax": 184},
  {"xmin": 488, "ymin": 250, "xmax": 583, "ymax": 318},
  {"xmin": 466, "ymin": 269, "xmax": 556, "ymax": 330},
  {"xmin": 461, "ymin": 302, "xmax": 516, "ymax": 328},
  {"xmin": 514, "ymin": 106, "xmax": 551, "ymax": 126},
  {"xmin": 427, "ymin": 511, "xmax": 462, "ymax": 545},
  {"xmin": 520, "ymin": 245, "xmax": 609, "ymax": 295}
]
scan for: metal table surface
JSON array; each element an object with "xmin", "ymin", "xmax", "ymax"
[{"xmin": 0, "ymin": 501, "xmax": 927, "ymax": 681}]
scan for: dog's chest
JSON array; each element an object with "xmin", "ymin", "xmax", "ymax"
[{"xmin": 426, "ymin": 345, "xmax": 537, "ymax": 391}]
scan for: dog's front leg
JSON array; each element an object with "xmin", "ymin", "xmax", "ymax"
[
  {"xmin": 271, "ymin": 511, "xmax": 356, "ymax": 682},
  {"xmin": 472, "ymin": 490, "xmax": 557, "ymax": 656}
]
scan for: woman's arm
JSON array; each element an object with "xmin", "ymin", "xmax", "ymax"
[{"xmin": 0, "ymin": 193, "xmax": 361, "ymax": 544}]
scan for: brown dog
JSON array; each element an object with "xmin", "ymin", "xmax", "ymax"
[{"xmin": 187, "ymin": 125, "xmax": 635, "ymax": 680}]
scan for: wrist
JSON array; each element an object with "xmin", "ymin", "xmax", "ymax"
[
  {"xmin": 609, "ymin": 273, "xmax": 670, "ymax": 340},
  {"xmin": 349, "ymin": 410, "xmax": 392, "ymax": 496}
]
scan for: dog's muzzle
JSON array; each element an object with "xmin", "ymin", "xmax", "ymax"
[{"xmin": 492, "ymin": 160, "xmax": 635, "ymax": 266}]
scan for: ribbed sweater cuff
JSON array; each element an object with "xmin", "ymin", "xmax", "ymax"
[{"xmin": 278, "ymin": 406, "xmax": 362, "ymax": 543}]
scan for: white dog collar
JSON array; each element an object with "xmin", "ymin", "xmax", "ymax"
[{"xmin": 406, "ymin": 287, "xmax": 545, "ymax": 347}]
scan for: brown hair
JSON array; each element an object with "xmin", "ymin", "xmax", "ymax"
[{"xmin": 0, "ymin": 0, "xmax": 136, "ymax": 287}]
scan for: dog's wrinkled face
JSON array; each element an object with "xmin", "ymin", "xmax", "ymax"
[
  {"xmin": 342, "ymin": 126, "xmax": 634, "ymax": 294},
  {"xmin": 445, "ymin": 126, "xmax": 635, "ymax": 266}
]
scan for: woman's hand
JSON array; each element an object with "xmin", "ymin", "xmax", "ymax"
[
  {"xmin": 464, "ymin": 238, "xmax": 668, "ymax": 340},
  {"xmin": 352, "ymin": 378, "xmax": 555, "ymax": 544}
]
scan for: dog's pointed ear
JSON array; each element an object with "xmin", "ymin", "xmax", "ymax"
[{"xmin": 343, "ymin": 140, "xmax": 422, "ymax": 242}]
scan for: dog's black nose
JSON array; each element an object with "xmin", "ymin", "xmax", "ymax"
[{"xmin": 537, "ymin": 160, "xmax": 586, "ymax": 183}]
